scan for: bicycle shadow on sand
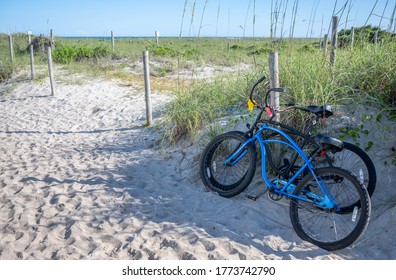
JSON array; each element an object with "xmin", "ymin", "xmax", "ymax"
[{"xmin": 88, "ymin": 130, "xmax": 366, "ymax": 260}]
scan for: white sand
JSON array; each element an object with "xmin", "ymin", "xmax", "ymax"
[{"xmin": 0, "ymin": 71, "xmax": 395, "ymax": 260}]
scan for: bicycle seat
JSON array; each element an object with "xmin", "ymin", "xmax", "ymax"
[
  {"xmin": 299, "ymin": 105, "xmax": 333, "ymax": 118},
  {"xmin": 315, "ymin": 134, "xmax": 344, "ymax": 153}
]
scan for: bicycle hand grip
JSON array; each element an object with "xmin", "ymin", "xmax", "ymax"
[
  {"xmin": 269, "ymin": 87, "xmax": 286, "ymax": 93},
  {"xmin": 257, "ymin": 75, "xmax": 267, "ymax": 84}
]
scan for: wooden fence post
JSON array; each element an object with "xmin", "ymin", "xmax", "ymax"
[
  {"xmin": 350, "ymin": 27, "xmax": 355, "ymax": 50},
  {"xmin": 47, "ymin": 47, "xmax": 55, "ymax": 96},
  {"xmin": 143, "ymin": 50, "xmax": 153, "ymax": 126},
  {"xmin": 269, "ymin": 52, "xmax": 280, "ymax": 118},
  {"xmin": 111, "ymin": 31, "xmax": 115, "ymax": 51},
  {"xmin": 269, "ymin": 51, "xmax": 281, "ymax": 165},
  {"xmin": 8, "ymin": 35, "xmax": 14, "ymax": 64},
  {"xmin": 28, "ymin": 31, "xmax": 34, "ymax": 79},
  {"xmin": 155, "ymin": 31, "xmax": 159, "ymax": 46},
  {"xmin": 50, "ymin": 29, "xmax": 55, "ymax": 49},
  {"xmin": 29, "ymin": 44, "xmax": 35, "ymax": 79},
  {"xmin": 330, "ymin": 16, "xmax": 338, "ymax": 67}
]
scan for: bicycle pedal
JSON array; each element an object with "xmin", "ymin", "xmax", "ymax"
[
  {"xmin": 245, "ymin": 194, "xmax": 257, "ymax": 201},
  {"xmin": 246, "ymin": 191, "xmax": 267, "ymax": 201}
]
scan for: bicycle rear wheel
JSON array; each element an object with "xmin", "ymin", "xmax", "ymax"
[
  {"xmin": 268, "ymin": 129, "xmax": 377, "ymax": 198},
  {"xmin": 199, "ymin": 131, "xmax": 257, "ymax": 197},
  {"xmin": 289, "ymin": 167, "xmax": 371, "ymax": 251},
  {"xmin": 318, "ymin": 142, "xmax": 376, "ymax": 197}
]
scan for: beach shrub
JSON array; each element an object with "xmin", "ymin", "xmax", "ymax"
[
  {"xmin": 150, "ymin": 45, "xmax": 177, "ymax": 57},
  {"xmin": 181, "ymin": 46, "xmax": 200, "ymax": 60},
  {"xmin": 91, "ymin": 45, "xmax": 109, "ymax": 58},
  {"xmin": 30, "ymin": 35, "xmax": 52, "ymax": 53},
  {"xmin": 148, "ymin": 44, "xmax": 200, "ymax": 60},
  {"xmin": 230, "ymin": 44, "xmax": 244, "ymax": 50},
  {"xmin": 298, "ymin": 44, "xmax": 315, "ymax": 53},
  {"xmin": 75, "ymin": 45, "xmax": 94, "ymax": 61},
  {"xmin": 248, "ymin": 46, "xmax": 271, "ymax": 55},
  {"xmin": 338, "ymin": 25, "xmax": 396, "ymax": 47},
  {"xmin": 52, "ymin": 44, "xmax": 77, "ymax": 64},
  {"xmin": 0, "ymin": 61, "xmax": 13, "ymax": 83},
  {"xmin": 53, "ymin": 44, "xmax": 110, "ymax": 64}
]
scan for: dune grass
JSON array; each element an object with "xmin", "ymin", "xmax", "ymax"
[
  {"xmin": 162, "ymin": 72, "xmax": 259, "ymax": 142},
  {"xmin": 163, "ymin": 37, "xmax": 396, "ymax": 142},
  {"xmin": 1, "ymin": 33, "xmax": 395, "ymax": 143}
]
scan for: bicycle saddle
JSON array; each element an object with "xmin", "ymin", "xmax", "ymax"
[
  {"xmin": 299, "ymin": 105, "xmax": 333, "ymax": 118},
  {"xmin": 315, "ymin": 134, "xmax": 344, "ymax": 153},
  {"xmin": 305, "ymin": 105, "xmax": 333, "ymax": 118}
]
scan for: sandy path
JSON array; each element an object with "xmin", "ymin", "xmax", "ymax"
[{"xmin": 1, "ymin": 75, "xmax": 395, "ymax": 260}]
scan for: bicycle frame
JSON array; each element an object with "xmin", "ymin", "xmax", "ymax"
[
  {"xmin": 224, "ymin": 122, "xmax": 340, "ymax": 210},
  {"xmin": 262, "ymin": 119, "xmax": 322, "ymax": 179}
]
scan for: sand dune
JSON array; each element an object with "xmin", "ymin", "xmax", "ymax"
[{"xmin": 1, "ymin": 73, "xmax": 395, "ymax": 260}]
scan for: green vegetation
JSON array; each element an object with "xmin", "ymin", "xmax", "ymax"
[
  {"xmin": 338, "ymin": 25, "xmax": 396, "ymax": 48},
  {"xmin": 0, "ymin": 30, "xmax": 395, "ymax": 143},
  {"xmin": 163, "ymin": 74, "xmax": 256, "ymax": 142},
  {"xmin": 52, "ymin": 44, "xmax": 110, "ymax": 64},
  {"xmin": 0, "ymin": 61, "xmax": 13, "ymax": 83}
]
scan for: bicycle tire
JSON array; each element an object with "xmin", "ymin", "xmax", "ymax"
[
  {"xmin": 289, "ymin": 167, "xmax": 371, "ymax": 251},
  {"xmin": 318, "ymin": 141, "xmax": 376, "ymax": 198},
  {"xmin": 266, "ymin": 129, "xmax": 377, "ymax": 198},
  {"xmin": 199, "ymin": 131, "xmax": 257, "ymax": 198}
]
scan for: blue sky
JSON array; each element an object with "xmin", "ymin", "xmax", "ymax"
[{"xmin": 0, "ymin": 0, "xmax": 395, "ymax": 38}]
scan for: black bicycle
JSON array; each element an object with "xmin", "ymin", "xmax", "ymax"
[
  {"xmin": 261, "ymin": 104, "xmax": 377, "ymax": 199},
  {"xmin": 200, "ymin": 75, "xmax": 376, "ymax": 200},
  {"xmin": 199, "ymin": 77, "xmax": 371, "ymax": 250}
]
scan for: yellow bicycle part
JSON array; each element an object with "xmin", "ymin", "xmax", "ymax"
[{"xmin": 247, "ymin": 99, "xmax": 257, "ymax": 111}]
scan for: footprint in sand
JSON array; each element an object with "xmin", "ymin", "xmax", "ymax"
[
  {"xmin": 101, "ymin": 235, "xmax": 122, "ymax": 256},
  {"xmin": 129, "ymin": 249, "xmax": 143, "ymax": 260},
  {"xmin": 159, "ymin": 238, "xmax": 179, "ymax": 250},
  {"xmin": 35, "ymin": 211, "xmax": 42, "ymax": 225},
  {"xmin": 15, "ymin": 231, "xmax": 24, "ymax": 240},
  {"xmin": 55, "ymin": 203, "xmax": 65, "ymax": 212},
  {"xmin": 181, "ymin": 252, "xmax": 196, "ymax": 260},
  {"xmin": 187, "ymin": 233, "xmax": 199, "ymax": 245},
  {"xmin": 42, "ymin": 188, "xmax": 50, "ymax": 198},
  {"xmin": 200, "ymin": 239, "xmax": 216, "ymax": 251},
  {"xmin": 63, "ymin": 219, "xmax": 75, "ymax": 240},
  {"xmin": 49, "ymin": 195, "xmax": 58, "ymax": 205}
]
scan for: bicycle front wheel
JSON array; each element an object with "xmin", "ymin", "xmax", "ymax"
[
  {"xmin": 289, "ymin": 167, "xmax": 371, "ymax": 251},
  {"xmin": 199, "ymin": 131, "xmax": 257, "ymax": 198}
]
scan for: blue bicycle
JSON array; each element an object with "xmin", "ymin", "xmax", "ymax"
[{"xmin": 199, "ymin": 77, "xmax": 371, "ymax": 250}]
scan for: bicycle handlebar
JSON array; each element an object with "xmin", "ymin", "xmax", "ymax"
[
  {"xmin": 248, "ymin": 77, "xmax": 331, "ymax": 120},
  {"xmin": 264, "ymin": 87, "xmax": 287, "ymax": 107},
  {"xmin": 247, "ymin": 76, "xmax": 287, "ymax": 122},
  {"xmin": 248, "ymin": 75, "xmax": 286, "ymax": 110},
  {"xmin": 249, "ymin": 75, "xmax": 267, "ymax": 101},
  {"xmin": 246, "ymin": 77, "xmax": 333, "ymax": 137}
]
